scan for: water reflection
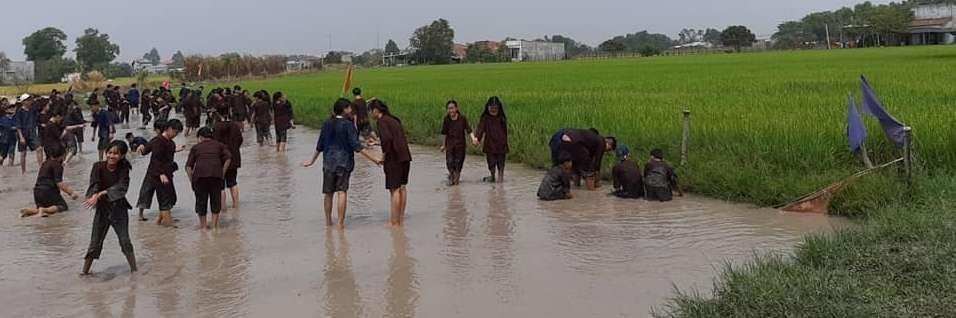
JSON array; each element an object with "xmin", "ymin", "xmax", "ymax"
[
  {"xmin": 441, "ymin": 185, "xmax": 472, "ymax": 282},
  {"xmin": 322, "ymin": 229, "xmax": 364, "ymax": 317},
  {"xmin": 385, "ymin": 228, "xmax": 420, "ymax": 318},
  {"xmin": 484, "ymin": 185, "xmax": 518, "ymax": 301}
]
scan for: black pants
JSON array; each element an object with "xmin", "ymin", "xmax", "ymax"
[
  {"xmin": 138, "ymin": 177, "xmax": 177, "ymax": 210},
  {"xmin": 193, "ymin": 177, "xmax": 223, "ymax": 216},
  {"xmin": 141, "ymin": 109, "xmax": 152, "ymax": 126},
  {"xmin": 446, "ymin": 146, "xmax": 465, "ymax": 174},
  {"xmin": 85, "ymin": 203, "xmax": 134, "ymax": 260},
  {"xmin": 486, "ymin": 153, "xmax": 506, "ymax": 173},
  {"xmin": 646, "ymin": 186, "xmax": 673, "ymax": 202},
  {"xmin": 121, "ymin": 109, "xmax": 130, "ymax": 124},
  {"xmin": 255, "ymin": 123, "xmax": 271, "ymax": 143}
]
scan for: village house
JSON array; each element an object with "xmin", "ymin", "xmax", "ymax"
[
  {"xmin": 908, "ymin": 3, "xmax": 956, "ymax": 45},
  {"xmin": 0, "ymin": 61, "xmax": 35, "ymax": 84}
]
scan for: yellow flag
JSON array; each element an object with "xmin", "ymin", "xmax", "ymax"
[{"xmin": 341, "ymin": 63, "xmax": 354, "ymax": 97}]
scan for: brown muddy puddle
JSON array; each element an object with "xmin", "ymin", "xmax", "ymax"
[{"xmin": 0, "ymin": 113, "xmax": 847, "ymax": 317}]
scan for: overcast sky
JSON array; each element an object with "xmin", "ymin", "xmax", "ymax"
[{"xmin": 2, "ymin": 0, "xmax": 891, "ymax": 62}]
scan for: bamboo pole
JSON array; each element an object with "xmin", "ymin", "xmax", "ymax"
[
  {"xmin": 681, "ymin": 109, "xmax": 691, "ymax": 166},
  {"xmin": 903, "ymin": 126, "xmax": 913, "ymax": 188}
]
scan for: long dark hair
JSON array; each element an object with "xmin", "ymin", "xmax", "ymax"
[
  {"xmin": 272, "ymin": 92, "xmax": 284, "ymax": 105},
  {"xmin": 369, "ymin": 99, "xmax": 399, "ymax": 123},
  {"xmin": 481, "ymin": 96, "xmax": 505, "ymax": 120}
]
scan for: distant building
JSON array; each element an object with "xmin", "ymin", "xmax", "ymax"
[
  {"xmin": 0, "ymin": 61, "xmax": 35, "ymax": 84},
  {"xmin": 504, "ymin": 40, "xmax": 565, "ymax": 62},
  {"xmin": 908, "ymin": 3, "xmax": 956, "ymax": 45},
  {"xmin": 61, "ymin": 72, "xmax": 81, "ymax": 83},
  {"xmin": 452, "ymin": 43, "xmax": 467, "ymax": 62}
]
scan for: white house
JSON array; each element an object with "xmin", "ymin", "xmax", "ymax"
[
  {"xmin": 0, "ymin": 61, "xmax": 35, "ymax": 84},
  {"xmin": 908, "ymin": 3, "xmax": 956, "ymax": 45},
  {"xmin": 504, "ymin": 40, "xmax": 565, "ymax": 62}
]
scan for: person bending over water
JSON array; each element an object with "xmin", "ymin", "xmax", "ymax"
[
  {"xmin": 538, "ymin": 152, "xmax": 574, "ymax": 201},
  {"xmin": 81, "ymin": 140, "xmax": 137, "ymax": 275},
  {"xmin": 611, "ymin": 146, "xmax": 644, "ymax": 199}
]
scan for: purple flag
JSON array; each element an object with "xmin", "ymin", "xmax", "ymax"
[
  {"xmin": 861, "ymin": 76, "xmax": 906, "ymax": 148},
  {"xmin": 847, "ymin": 94, "xmax": 866, "ymax": 153}
]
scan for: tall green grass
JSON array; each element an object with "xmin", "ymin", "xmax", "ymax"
[{"xmin": 235, "ymin": 46, "xmax": 956, "ymax": 216}]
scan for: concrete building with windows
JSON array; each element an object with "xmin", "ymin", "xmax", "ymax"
[
  {"xmin": 908, "ymin": 3, "xmax": 956, "ymax": 45},
  {"xmin": 504, "ymin": 40, "xmax": 565, "ymax": 62},
  {"xmin": 0, "ymin": 61, "xmax": 35, "ymax": 84}
]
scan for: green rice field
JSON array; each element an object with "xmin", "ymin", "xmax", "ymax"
[{"xmin": 236, "ymin": 46, "xmax": 956, "ymax": 216}]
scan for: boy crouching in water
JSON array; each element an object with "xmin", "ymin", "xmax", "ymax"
[
  {"xmin": 537, "ymin": 152, "xmax": 574, "ymax": 201},
  {"xmin": 21, "ymin": 145, "xmax": 79, "ymax": 217},
  {"xmin": 644, "ymin": 149, "xmax": 683, "ymax": 202},
  {"xmin": 81, "ymin": 140, "xmax": 137, "ymax": 275}
]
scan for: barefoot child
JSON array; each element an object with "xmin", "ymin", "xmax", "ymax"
[
  {"xmin": 186, "ymin": 127, "xmax": 231, "ymax": 230},
  {"xmin": 303, "ymin": 99, "xmax": 382, "ymax": 228},
  {"xmin": 21, "ymin": 145, "xmax": 79, "ymax": 217},
  {"xmin": 251, "ymin": 92, "xmax": 273, "ymax": 146},
  {"xmin": 138, "ymin": 119, "xmax": 184, "ymax": 226},
  {"xmin": 474, "ymin": 96, "xmax": 508, "ymax": 183},
  {"xmin": 0, "ymin": 104, "xmax": 16, "ymax": 166},
  {"xmin": 133, "ymin": 120, "xmax": 167, "ymax": 221},
  {"xmin": 272, "ymin": 92, "xmax": 295, "ymax": 152},
  {"xmin": 91, "ymin": 104, "xmax": 116, "ymax": 161},
  {"xmin": 537, "ymin": 151, "xmax": 574, "ymax": 201},
  {"xmin": 644, "ymin": 149, "xmax": 683, "ymax": 202},
  {"xmin": 81, "ymin": 140, "xmax": 137, "ymax": 275},
  {"xmin": 214, "ymin": 114, "xmax": 244, "ymax": 210},
  {"xmin": 369, "ymin": 99, "xmax": 411, "ymax": 226},
  {"xmin": 440, "ymin": 100, "xmax": 475, "ymax": 186}
]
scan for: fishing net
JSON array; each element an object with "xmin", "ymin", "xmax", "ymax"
[{"xmin": 779, "ymin": 158, "xmax": 904, "ymax": 213}]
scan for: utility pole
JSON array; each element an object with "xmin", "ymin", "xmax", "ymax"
[{"xmin": 825, "ymin": 24, "xmax": 832, "ymax": 50}]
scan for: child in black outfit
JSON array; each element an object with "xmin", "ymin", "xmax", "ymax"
[
  {"xmin": 440, "ymin": 100, "xmax": 476, "ymax": 186},
  {"xmin": 81, "ymin": 140, "xmax": 137, "ymax": 275},
  {"xmin": 138, "ymin": 119, "xmax": 184, "ymax": 226},
  {"xmin": 186, "ymin": 127, "xmax": 231, "ymax": 230},
  {"xmin": 644, "ymin": 149, "xmax": 683, "ymax": 202},
  {"xmin": 538, "ymin": 152, "xmax": 574, "ymax": 201},
  {"xmin": 21, "ymin": 145, "xmax": 79, "ymax": 217}
]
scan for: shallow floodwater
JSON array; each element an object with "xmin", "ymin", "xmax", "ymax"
[{"xmin": 0, "ymin": 113, "xmax": 846, "ymax": 317}]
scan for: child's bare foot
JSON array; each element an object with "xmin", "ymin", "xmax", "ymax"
[{"xmin": 20, "ymin": 208, "xmax": 38, "ymax": 217}]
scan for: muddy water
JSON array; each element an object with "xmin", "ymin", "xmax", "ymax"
[{"xmin": 0, "ymin": 113, "xmax": 846, "ymax": 317}]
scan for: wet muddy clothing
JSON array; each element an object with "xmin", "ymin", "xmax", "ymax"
[
  {"xmin": 214, "ymin": 121, "xmax": 243, "ymax": 169},
  {"xmin": 186, "ymin": 139, "xmax": 231, "ymax": 182},
  {"xmin": 142, "ymin": 136, "xmax": 177, "ymax": 180},
  {"xmin": 35, "ymin": 160, "xmax": 68, "ymax": 210},
  {"xmin": 644, "ymin": 159, "xmax": 678, "ymax": 202},
  {"xmin": 252, "ymin": 101, "xmax": 272, "ymax": 125},
  {"xmin": 612, "ymin": 159, "xmax": 644, "ymax": 199},
  {"xmin": 84, "ymin": 160, "xmax": 135, "ymax": 260},
  {"xmin": 441, "ymin": 115, "xmax": 471, "ymax": 174},
  {"xmin": 192, "ymin": 177, "xmax": 223, "ymax": 216},
  {"xmin": 15, "ymin": 107, "xmax": 40, "ymax": 151},
  {"xmin": 557, "ymin": 129, "xmax": 606, "ymax": 177},
  {"xmin": 352, "ymin": 98, "xmax": 370, "ymax": 135},
  {"xmin": 322, "ymin": 169, "xmax": 352, "ymax": 194},
  {"xmin": 376, "ymin": 115, "xmax": 412, "ymax": 190},
  {"xmin": 317, "ymin": 116, "xmax": 364, "ymax": 173},
  {"xmin": 485, "ymin": 153, "xmax": 506, "ymax": 173},
  {"xmin": 475, "ymin": 114, "xmax": 508, "ymax": 155},
  {"xmin": 40, "ymin": 121, "xmax": 65, "ymax": 149},
  {"xmin": 274, "ymin": 100, "xmax": 294, "ymax": 143},
  {"xmin": 183, "ymin": 97, "xmax": 201, "ymax": 128},
  {"xmin": 136, "ymin": 176, "xmax": 177, "ymax": 211},
  {"xmin": 537, "ymin": 166, "xmax": 572, "ymax": 201},
  {"xmin": 129, "ymin": 137, "xmax": 149, "ymax": 151},
  {"xmin": 232, "ymin": 95, "xmax": 250, "ymax": 121},
  {"xmin": 0, "ymin": 114, "xmax": 17, "ymax": 158}
]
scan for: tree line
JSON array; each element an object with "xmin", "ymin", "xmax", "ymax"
[
  {"xmin": 771, "ymin": 0, "xmax": 951, "ymax": 49},
  {"xmin": 182, "ymin": 54, "xmax": 287, "ymax": 81}
]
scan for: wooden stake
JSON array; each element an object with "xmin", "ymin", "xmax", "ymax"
[
  {"xmin": 903, "ymin": 126, "xmax": 913, "ymax": 188},
  {"xmin": 859, "ymin": 142, "xmax": 874, "ymax": 169},
  {"xmin": 681, "ymin": 109, "xmax": 691, "ymax": 166}
]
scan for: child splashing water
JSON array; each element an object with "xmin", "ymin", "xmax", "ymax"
[{"xmin": 81, "ymin": 140, "xmax": 137, "ymax": 275}]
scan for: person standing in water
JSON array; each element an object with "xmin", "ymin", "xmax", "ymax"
[
  {"xmin": 186, "ymin": 127, "xmax": 231, "ymax": 230},
  {"xmin": 251, "ymin": 92, "xmax": 273, "ymax": 146},
  {"xmin": 138, "ymin": 119, "xmax": 184, "ymax": 226},
  {"xmin": 81, "ymin": 140, "xmax": 137, "ymax": 275},
  {"xmin": 303, "ymin": 99, "xmax": 381, "ymax": 228},
  {"xmin": 272, "ymin": 92, "xmax": 295, "ymax": 152},
  {"xmin": 214, "ymin": 114, "xmax": 245, "ymax": 210},
  {"xmin": 440, "ymin": 100, "xmax": 476, "ymax": 186},
  {"xmin": 369, "ymin": 99, "xmax": 412, "ymax": 226},
  {"xmin": 474, "ymin": 96, "xmax": 508, "ymax": 183}
]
